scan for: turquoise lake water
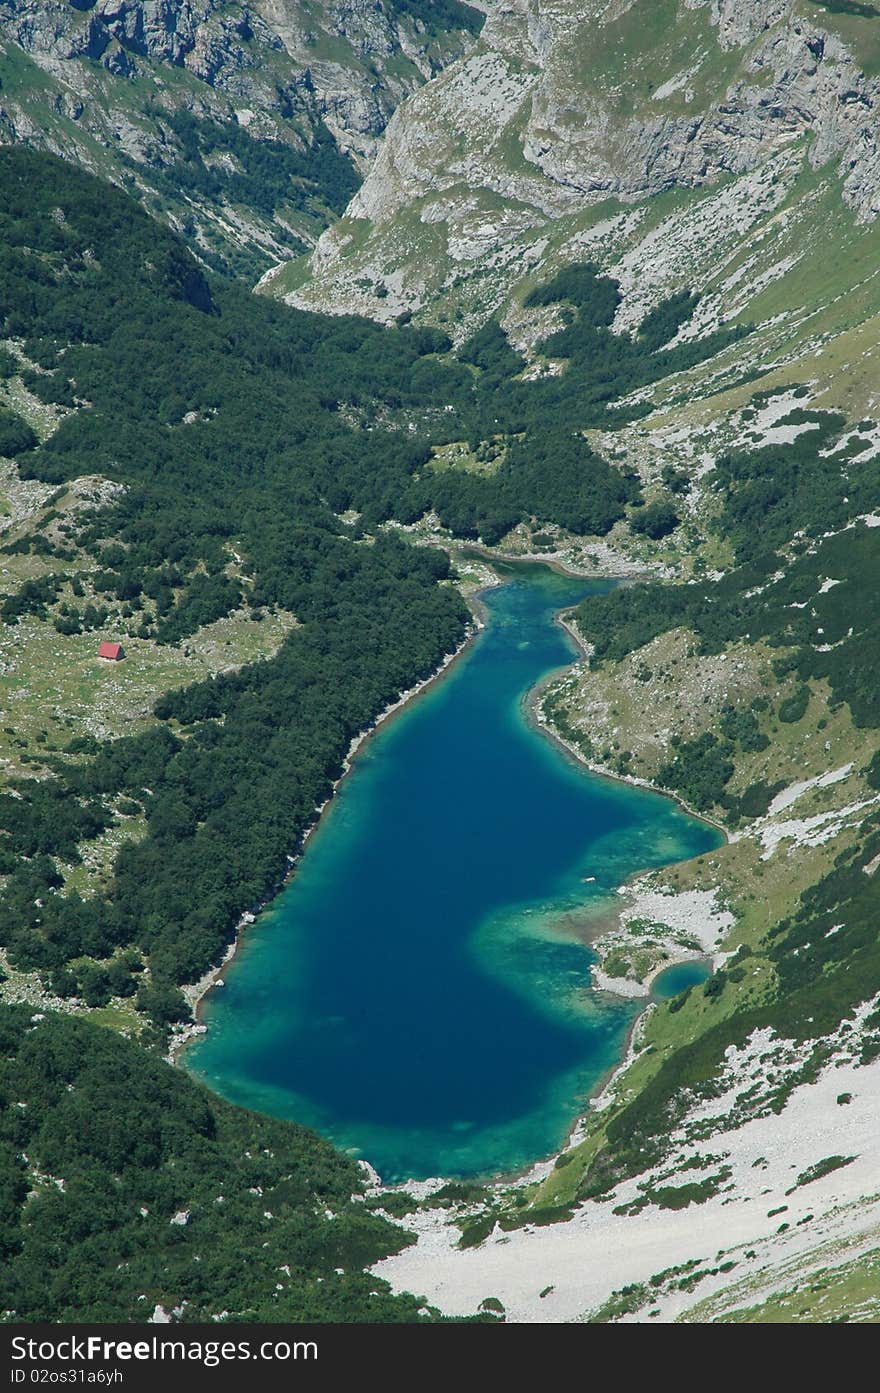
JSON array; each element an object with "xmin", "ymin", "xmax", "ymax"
[
  {"xmin": 652, "ymin": 960, "xmax": 712, "ymax": 1000},
  {"xmin": 188, "ymin": 563, "xmax": 720, "ymax": 1182}
]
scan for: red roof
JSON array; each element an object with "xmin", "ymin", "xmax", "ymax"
[{"xmin": 98, "ymin": 641, "xmax": 124, "ymax": 660}]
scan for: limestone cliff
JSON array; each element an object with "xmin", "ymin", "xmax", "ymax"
[
  {"xmin": 0, "ymin": 0, "xmax": 483, "ymax": 273},
  {"xmin": 281, "ymin": 0, "xmax": 880, "ymax": 329}
]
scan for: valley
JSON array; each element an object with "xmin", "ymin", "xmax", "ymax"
[{"xmin": 1, "ymin": 0, "xmax": 880, "ymax": 1327}]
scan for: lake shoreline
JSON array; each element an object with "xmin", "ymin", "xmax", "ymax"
[
  {"xmin": 538, "ymin": 607, "xmax": 729, "ymax": 838},
  {"xmin": 177, "ymin": 554, "xmax": 723, "ymax": 1195},
  {"xmin": 455, "ymin": 548, "xmax": 727, "ymax": 842},
  {"xmin": 476, "ymin": 944, "xmax": 711, "ymax": 1192},
  {"xmin": 522, "ymin": 602, "xmax": 729, "ymax": 1008},
  {"xmin": 454, "ymin": 541, "xmax": 651, "ymax": 587},
  {"xmin": 169, "ymin": 607, "xmax": 489, "ymax": 1063},
  {"xmin": 169, "ymin": 549, "xmax": 614, "ymax": 1063}
]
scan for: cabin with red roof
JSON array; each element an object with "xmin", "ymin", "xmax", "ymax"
[{"xmin": 98, "ymin": 641, "xmax": 125, "ymax": 662}]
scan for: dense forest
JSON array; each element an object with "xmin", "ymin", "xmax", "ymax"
[
  {"xmin": 0, "ymin": 1003, "xmax": 438, "ymax": 1322},
  {"xmin": 433, "ymin": 265, "xmax": 745, "ymax": 541},
  {"xmin": 0, "ymin": 148, "xmax": 476, "ymax": 1017},
  {"xmin": 0, "ymin": 148, "xmax": 749, "ymax": 1016},
  {"xmin": 0, "ymin": 145, "xmax": 759, "ymax": 1320},
  {"xmin": 142, "ymin": 109, "xmax": 361, "ymax": 266},
  {"xmin": 564, "ymin": 404, "xmax": 880, "ymax": 1199}
]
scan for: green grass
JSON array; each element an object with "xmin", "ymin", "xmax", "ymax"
[
  {"xmin": 0, "ymin": 483, "xmax": 297, "ymax": 779},
  {"xmin": 429, "ymin": 438, "xmax": 505, "ymax": 474},
  {"xmin": 84, "ymin": 1000, "xmax": 142, "ymax": 1035},
  {"xmin": 0, "ymin": 37, "xmax": 55, "ymax": 96},
  {"xmin": 799, "ymin": 1, "xmax": 880, "ymax": 75},
  {"xmin": 687, "ymin": 1237, "xmax": 880, "ymax": 1322},
  {"xmin": 0, "ymin": 607, "xmax": 296, "ymax": 769},
  {"xmin": 554, "ymin": 0, "xmax": 750, "ymax": 117}
]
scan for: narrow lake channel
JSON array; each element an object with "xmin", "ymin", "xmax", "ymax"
[{"xmin": 188, "ymin": 563, "xmax": 720, "ymax": 1182}]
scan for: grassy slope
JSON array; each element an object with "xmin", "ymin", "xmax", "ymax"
[
  {"xmin": 0, "ymin": 354, "xmax": 299, "ymax": 1027},
  {"xmin": 523, "ymin": 381, "xmax": 880, "ymax": 1224},
  {"xmin": 690, "ymin": 1242, "xmax": 880, "ymax": 1326},
  {"xmin": 303, "ymin": 20, "xmax": 880, "ymax": 1320},
  {"xmin": 5, "ymin": 0, "xmax": 880, "ymax": 1324}
]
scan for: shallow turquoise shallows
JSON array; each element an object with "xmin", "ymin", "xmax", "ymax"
[{"xmin": 188, "ymin": 563, "xmax": 720, "ymax": 1182}]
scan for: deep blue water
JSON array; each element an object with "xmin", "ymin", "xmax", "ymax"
[{"xmin": 188, "ymin": 563, "xmax": 720, "ymax": 1182}]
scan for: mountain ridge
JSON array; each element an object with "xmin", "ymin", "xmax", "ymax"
[
  {"xmin": 276, "ymin": 0, "xmax": 880, "ymax": 333},
  {"xmin": 2, "ymin": 0, "xmax": 880, "ymax": 1326},
  {"xmin": 0, "ymin": 0, "xmax": 483, "ymax": 274}
]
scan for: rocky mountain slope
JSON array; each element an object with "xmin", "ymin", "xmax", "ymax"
[
  {"xmin": 277, "ymin": 0, "xmax": 880, "ymax": 338},
  {"xmin": 0, "ymin": 0, "xmax": 483, "ymax": 274},
  {"xmin": 262, "ymin": 0, "xmax": 880, "ymax": 1324},
  {"xmin": 3, "ymin": 0, "xmax": 880, "ymax": 1326}
]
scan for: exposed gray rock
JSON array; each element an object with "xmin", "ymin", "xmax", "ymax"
[
  {"xmin": 0, "ymin": 0, "xmax": 480, "ymax": 151},
  {"xmin": 0, "ymin": 0, "xmax": 482, "ymax": 272},
  {"xmin": 291, "ymin": 0, "xmax": 880, "ymax": 321}
]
